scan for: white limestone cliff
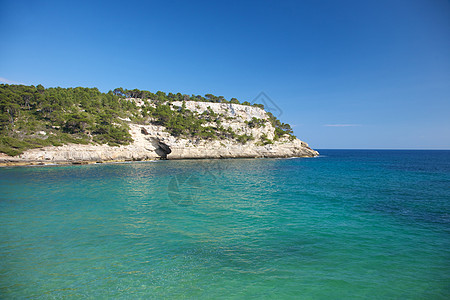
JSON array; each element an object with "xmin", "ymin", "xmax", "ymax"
[{"xmin": 0, "ymin": 101, "xmax": 318, "ymax": 166}]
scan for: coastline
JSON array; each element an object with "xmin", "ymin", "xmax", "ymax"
[
  {"xmin": 0, "ymin": 155, "xmax": 319, "ymax": 167},
  {"xmin": 0, "ymin": 102, "xmax": 319, "ymax": 167},
  {"xmin": 0, "ymin": 147, "xmax": 318, "ymax": 167},
  {"xmin": 0, "ymin": 159, "xmax": 155, "ymax": 168},
  {"xmin": 0, "ymin": 124, "xmax": 319, "ymax": 167}
]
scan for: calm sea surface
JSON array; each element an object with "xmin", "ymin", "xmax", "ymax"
[{"xmin": 1, "ymin": 150, "xmax": 449, "ymax": 299}]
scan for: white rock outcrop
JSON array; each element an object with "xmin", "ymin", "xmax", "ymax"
[{"xmin": 0, "ymin": 101, "xmax": 318, "ymax": 165}]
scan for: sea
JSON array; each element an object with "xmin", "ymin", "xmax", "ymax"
[{"xmin": 0, "ymin": 150, "xmax": 449, "ymax": 299}]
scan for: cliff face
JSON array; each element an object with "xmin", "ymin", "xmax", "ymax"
[
  {"xmin": 0, "ymin": 101, "xmax": 318, "ymax": 165},
  {"xmin": 156, "ymin": 101, "xmax": 318, "ymax": 159}
]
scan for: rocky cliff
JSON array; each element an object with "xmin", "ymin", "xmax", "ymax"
[{"xmin": 0, "ymin": 101, "xmax": 318, "ymax": 166}]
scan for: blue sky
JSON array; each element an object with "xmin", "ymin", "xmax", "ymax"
[{"xmin": 1, "ymin": 0, "xmax": 449, "ymax": 149}]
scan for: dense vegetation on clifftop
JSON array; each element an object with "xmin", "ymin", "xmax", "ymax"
[{"xmin": 0, "ymin": 84, "xmax": 294, "ymax": 156}]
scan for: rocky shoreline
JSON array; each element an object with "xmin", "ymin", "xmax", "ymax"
[
  {"xmin": 0, "ymin": 102, "xmax": 319, "ymax": 167},
  {"xmin": 0, "ymin": 129, "xmax": 319, "ymax": 167}
]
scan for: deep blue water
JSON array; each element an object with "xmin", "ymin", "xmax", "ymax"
[{"xmin": 1, "ymin": 150, "xmax": 449, "ymax": 298}]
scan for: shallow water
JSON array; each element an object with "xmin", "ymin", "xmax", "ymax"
[{"xmin": 1, "ymin": 150, "xmax": 449, "ymax": 298}]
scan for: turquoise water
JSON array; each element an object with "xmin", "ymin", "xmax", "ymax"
[{"xmin": 1, "ymin": 150, "xmax": 449, "ymax": 299}]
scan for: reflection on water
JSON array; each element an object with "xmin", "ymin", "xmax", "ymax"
[{"xmin": 1, "ymin": 152, "xmax": 449, "ymax": 298}]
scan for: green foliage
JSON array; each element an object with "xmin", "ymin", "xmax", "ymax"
[
  {"xmin": 93, "ymin": 124, "xmax": 132, "ymax": 146},
  {"xmin": 245, "ymin": 117, "xmax": 266, "ymax": 128},
  {"xmin": 252, "ymin": 103, "xmax": 265, "ymax": 109},
  {"xmin": 258, "ymin": 133, "xmax": 273, "ymax": 146},
  {"xmin": 0, "ymin": 136, "xmax": 34, "ymax": 156},
  {"xmin": 267, "ymin": 112, "xmax": 295, "ymax": 140},
  {"xmin": 236, "ymin": 134, "xmax": 254, "ymax": 144},
  {"xmin": 0, "ymin": 133, "xmax": 90, "ymax": 156},
  {"xmin": 0, "ymin": 84, "xmax": 134, "ymax": 156},
  {"xmin": 63, "ymin": 112, "xmax": 93, "ymax": 134},
  {"xmin": 110, "ymin": 88, "xmax": 267, "ymax": 108},
  {"xmin": 147, "ymin": 103, "xmax": 218, "ymax": 139}
]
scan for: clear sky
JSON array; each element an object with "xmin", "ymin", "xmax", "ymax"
[{"xmin": 1, "ymin": 0, "xmax": 449, "ymax": 149}]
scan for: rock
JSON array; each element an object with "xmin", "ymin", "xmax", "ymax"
[
  {"xmin": 141, "ymin": 127, "xmax": 149, "ymax": 135},
  {"xmin": 0, "ymin": 102, "xmax": 318, "ymax": 166},
  {"xmin": 158, "ymin": 142, "xmax": 171, "ymax": 154}
]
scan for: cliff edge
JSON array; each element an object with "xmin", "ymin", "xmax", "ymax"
[{"xmin": 0, "ymin": 101, "xmax": 318, "ymax": 166}]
